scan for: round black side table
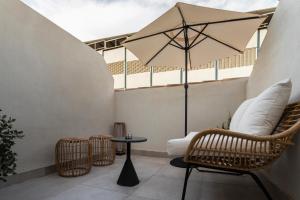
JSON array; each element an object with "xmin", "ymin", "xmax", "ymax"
[{"xmin": 111, "ymin": 136, "xmax": 147, "ymax": 187}]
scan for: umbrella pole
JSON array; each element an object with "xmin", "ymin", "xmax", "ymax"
[
  {"xmin": 183, "ymin": 23, "xmax": 189, "ymax": 137},
  {"xmin": 184, "ymin": 46, "xmax": 188, "ymax": 137}
]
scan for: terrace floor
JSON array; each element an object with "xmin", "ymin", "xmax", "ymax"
[{"xmin": 0, "ymin": 155, "xmax": 271, "ymax": 200}]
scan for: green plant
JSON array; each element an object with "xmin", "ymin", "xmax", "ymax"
[
  {"xmin": 0, "ymin": 109, "xmax": 24, "ymax": 182},
  {"xmin": 218, "ymin": 113, "xmax": 232, "ymax": 130}
]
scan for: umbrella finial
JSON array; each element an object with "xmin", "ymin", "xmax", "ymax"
[{"xmin": 175, "ymin": 2, "xmax": 182, "ymax": 8}]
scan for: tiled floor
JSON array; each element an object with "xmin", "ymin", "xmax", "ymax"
[{"xmin": 0, "ymin": 155, "xmax": 270, "ymax": 200}]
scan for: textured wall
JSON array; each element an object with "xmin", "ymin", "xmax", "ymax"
[
  {"xmin": 0, "ymin": 0, "xmax": 114, "ymax": 173},
  {"xmin": 247, "ymin": 0, "xmax": 300, "ymax": 199},
  {"xmin": 115, "ymin": 78, "xmax": 247, "ymax": 152}
]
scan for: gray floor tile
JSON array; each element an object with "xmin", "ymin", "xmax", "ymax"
[
  {"xmin": 125, "ymin": 195, "xmax": 157, "ymax": 200},
  {"xmin": 156, "ymin": 164, "xmax": 202, "ymax": 181},
  {"xmin": 45, "ymin": 185, "xmax": 128, "ymax": 200},
  {"xmin": 132, "ymin": 175, "xmax": 202, "ymax": 200},
  {"xmin": 82, "ymin": 171, "xmax": 141, "ymax": 195},
  {"xmin": 0, "ymin": 155, "xmax": 271, "ymax": 200}
]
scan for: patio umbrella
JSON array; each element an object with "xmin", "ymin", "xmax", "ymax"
[{"xmin": 123, "ymin": 2, "xmax": 266, "ymax": 136}]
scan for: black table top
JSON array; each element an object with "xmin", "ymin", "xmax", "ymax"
[
  {"xmin": 170, "ymin": 157, "xmax": 189, "ymax": 168},
  {"xmin": 170, "ymin": 157, "xmax": 200, "ymax": 168},
  {"xmin": 111, "ymin": 136, "xmax": 147, "ymax": 143}
]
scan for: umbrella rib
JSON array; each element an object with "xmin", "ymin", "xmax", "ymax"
[
  {"xmin": 189, "ymin": 26, "xmax": 242, "ymax": 53},
  {"xmin": 169, "ymin": 43, "xmax": 184, "ymax": 50},
  {"xmin": 176, "ymin": 4, "xmax": 187, "ymax": 26},
  {"xmin": 188, "ymin": 24, "xmax": 208, "ymax": 48},
  {"xmin": 189, "ymin": 16, "xmax": 265, "ymax": 27},
  {"xmin": 163, "ymin": 32, "xmax": 184, "ymax": 49},
  {"xmin": 202, "ymin": 33, "xmax": 243, "ymax": 53},
  {"xmin": 190, "ymin": 36, "xmax": 208, "ymax": 49},
  {"xmin": 145, "ymin": 29, "xmax": 184, "ymax": 66},
  {"xmin": 123, "ymin": 26, "xmax": 184, "ymax": 44},
  {"xmin": 188, "ymin": 49, "xmax": 192, "ymax": 69}
]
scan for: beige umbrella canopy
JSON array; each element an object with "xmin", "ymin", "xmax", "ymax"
[{"xmin": 123, "ymin": 2, "xmax": 266, "ymax": 136}]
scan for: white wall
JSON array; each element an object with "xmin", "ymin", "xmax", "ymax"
[
  {"xmin": 127, "ymin": 72, "xmax": 150, "ymax": 88},
  {"xmin": 113, "ymin": 74, "xmax": 125, "ymax": 89},
  {"xmin": 153, "ymin": 70, "xmax": 181, "ymax": 86},
  {"xmin": 115, "ymin": 78, "xmax": 247, "ymax": 152},
  {"xmin": 0, "ymin": 0, "xmax": 114, "ymax": 173},
  {"xmin": 219, "ymin": 66, "xmax": 253, "ymax": 80},
  {"xmin": 247, "ymin": 0, "xmax": 300, "ymax": 199}
]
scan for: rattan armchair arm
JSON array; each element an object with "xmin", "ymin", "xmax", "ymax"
[{"xmin": 183, "ymin": 127, "xmax": 297, "ymax": 170}]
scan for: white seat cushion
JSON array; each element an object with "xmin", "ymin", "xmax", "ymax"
[
  {"xmin": 167, "ymin": 131, "xmax": 270, "ymax": 156},
  {"xmin": 231, "ymin": 78, "xmax": 292, "ymax": 135},
  {"xmin": 167, "ymin": 132, "xmax": 198, "ymax": 156}
]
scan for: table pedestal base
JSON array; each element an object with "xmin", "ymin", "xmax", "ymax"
[
  {"xmin": 111, "ymin": 138, "xmax": 147, "ymax": 187},
  {"xmin": 117, "ymin": 158, "xmax": 139, "ymax": 186}
]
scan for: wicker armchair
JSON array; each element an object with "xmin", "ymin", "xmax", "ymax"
[{"xmin": 180, "ymin": 102, "xmax": 300, "ymax": 200}]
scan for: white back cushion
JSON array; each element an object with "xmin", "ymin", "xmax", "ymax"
[
  {"xmin": 231, "ymin": 78, "xmax": 292, "ymax": 135},
  {"xmin": 230, "ymin": 98, "xmax": 254, "ymax": 131},
  {"xmin": 167, "ymin": 79, "xmax": 292, "ymax": 156}
]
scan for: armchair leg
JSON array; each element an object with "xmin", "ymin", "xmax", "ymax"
[
  {"xmin": 248, "ymin": 172, "xmax": 272, "ymax": 200},
  {"xmin": 181, "ymin": 166, "xmax": 191, "ymax": 200}
]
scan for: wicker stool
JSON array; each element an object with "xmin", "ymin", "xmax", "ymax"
[
  {"xmin": 113, "ymin": 122, "xmax": 126, "ymax": 155},
  {"xmin": 55, "ymin": 138, "xmax": 92, "ymax": 177},
  {"xmin": 89, "ymin": 135, "xmax": 115, "ymax": 166}
]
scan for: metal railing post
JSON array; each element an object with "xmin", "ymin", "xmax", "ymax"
[
  {"xmin": 124, "ymin": 48, "xmax": 127, "ymax": 90},
  {"xmin": 215, "ymin": 60, "xmax": 219, "ymax": 80},
  {"xmin": 150, "ymin": 66, "xmax": 153, "ymax": 87},
  {"xmin": 256, "ymin": 29, "xmax": 261, "ymax": 58},
  {"xmin": 180, "ymin": 68, "xmax": 183, "ymax": 84}
]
